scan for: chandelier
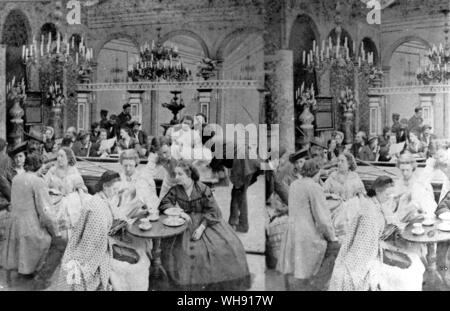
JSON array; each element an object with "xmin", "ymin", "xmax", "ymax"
[
  {"xmin": 22, "ymin": 32, "xmax": 93, "ymax": 75},
  {"xmin": 416, "ymin": 9, "xmax": 450, "ymax": 84},
  {"xmin": 128, "ymin": 28, "xmax": 192, "ymax": 82}
]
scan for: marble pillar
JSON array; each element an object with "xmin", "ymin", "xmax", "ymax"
[
  {"xmin": 0, "ymin": 45, "xmax": 5, "ymax": 140},
  {"xmin": 368, "ymin": 95, "xmax": 382, "ymax": 135},
  {"xmin": 265, "ymin": 50, "xmax": 295, "ymax": 153},
  {"xmin": 128, "ymin": 90, "xmax": 144, "ymax": 123},
  {"xmin": 419, "ymin": 93, "xmax": 437, "ymax": 136},
  {"xmin": 76, "ymin": 91, "xmax": 91, "ymax": 132},
  {"xmin": 197, "ymin": 88, "xmax": 212, "ymax": 122}
]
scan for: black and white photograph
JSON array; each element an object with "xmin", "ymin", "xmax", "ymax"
[{"xmin": 0, "ymin": 0, "xmax": 449, "ymax": 295}]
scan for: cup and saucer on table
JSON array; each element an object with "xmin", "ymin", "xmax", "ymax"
[
  {"xmin": 437, "ymin": 212, "xmax": 450, "ymax": 232},
  {"xmin": 138, "ymin": 218, "xmax": 153, "ymax": 231},
  {"xmin": 162, "ymin": 206, "xmax": 186, "ymax": 227},
  {"xmin": 411, "ymin": 223, "xmax": 425, "ymax": 236}
]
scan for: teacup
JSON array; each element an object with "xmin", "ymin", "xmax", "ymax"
[
  {"xmin": 140, "ymin": 218, "xmax": 150, "ymax": 225},
  {"xmin": 413, "ymin": 223, "xmax": 423, "ymax": 230}
]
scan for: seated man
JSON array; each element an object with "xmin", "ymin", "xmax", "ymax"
[
  {"xmin": 351, "ymin": 131, "xmax": 374, "ymax": 162},
  {"xmin": 72, "ymin": 131, "xmax": 96, "ymax": 157}
]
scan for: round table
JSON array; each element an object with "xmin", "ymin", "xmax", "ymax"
[
  {"xmin": 400, "ymin": 218, "xmax": 450, "ymax": 290},
  {"xmin": 127, "ymin": 215, "xmax": 188, "ymax": 290}
]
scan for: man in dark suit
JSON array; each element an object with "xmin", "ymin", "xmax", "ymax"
[
  {"xmin": 116, "ymin": 103, "xmax": 133, "ymax": 136},
  {"xmin": 420, "ymin": 124, "xmax": 436, "ymax": 158},
  {"xmin": 132, "ymin": 121, "xmax": 148, "ymax": 157}
]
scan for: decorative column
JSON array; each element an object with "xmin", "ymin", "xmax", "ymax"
[
  {"xmin": 419, "ymin": 93, "xmax": 437, "ymax": 135},
  {"xmin": 0, "ymin": 44, "xmax": 6, "ymax": 139},
  {"xmin": 149, "ymin": 90, "xmax": 159, "ymax": 136},
  {"xmin": 265, "ymin": 50, "xmax": 295, "ymax": 153},
  {"xmin": 197, "ymin": 88, "xmax": 212, "ymax": 122},
  {"xmin": 128, "ymin": 90, "xmax": 145, "ymax": 123},
  {"xmin": 76, "ymin": 91, "xmax": 91, "ymax": 131},
  {"xmin": 368, "ymin": 95, "xmax": 382, "ymax": 136},
  {"xmin": 8, "ymin": 83, "xmax": 26, "ymax": 147}
]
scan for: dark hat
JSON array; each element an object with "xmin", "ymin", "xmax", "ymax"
[
  {"xmin": 422, "ymin": 124, "xmax": 432, "ymax": 130},
  {"xmin": 100, "ymin": 109, "xmax": 109, "ymax": 114},
  {"xmin": 132, "ymin": 120, "xmax": 141, "ymax": 127},
  {"xmin": 310, "ymin": 138, "xmax": 327, "ymax": 149},
  {"xmin": 123, "ymin": 103, "xmax": 131, "ymax": 110},
  {"xmin": 392, "ymin": 113, "xmax": 400, "ymax": 117},
  {"xmin": 415, "ymin": 106, "xmax": 423, "ymax": 113},
  {"xmin": 95, "ymin": 170, "xmax": 121, "ymax": 193},
  {"xmin": 368, "ymin": 135, "xmax": 379, "ymax": 144},
  {"xmin": 289, "ymin": 148, "xmax": 310, "ymax": 163},
  {"xmin": 25, "ymin": 127, "xmax": 45, "ymax": 143},
  {"xmin": 8, "ymin": 141, "xmax": 28, "ymax": 157}
]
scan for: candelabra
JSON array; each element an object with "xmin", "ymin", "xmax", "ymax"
[
  {"xmin": 416, "ymin": 9, "xmax": 450, "ymax": 85},
  {"xmin": 22, "ymin": 32, "xmax": 94, "ymax": 81},
  {"xmin": 7, "ymin": 78, "xmax": 27, "ymax": 147},
  {"xmin": 296, "ymin": 83, "xmax": 317, "ymax": 140},
  {"xmin": 128, "ymin": 28, "xmax": 192, "ymax": 82}
]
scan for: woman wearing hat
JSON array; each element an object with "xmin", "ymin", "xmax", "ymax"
[
  {"xmin": 56, "ymin": 170, "xmax": 122, "ymax": 291},
  {"xmin": 329, "ymin": 176, "xmax": 425, "ymax": 291},
  {"xmin": 277, "ymin": 159, "xmax": 337, "ymax": 289},
  {"xmin": 43, "ymin": 126, "xmax": 56, "ymax": 154},
  {"xmin": 9, "ymin": 141, "xmax": 28, "ymax": 176}
]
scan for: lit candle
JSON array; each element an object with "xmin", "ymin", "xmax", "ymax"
[
  {"xmin": 358, "ymin": 56, "xmax": 361, "ymax": 67},
  {"xmin": 301, "ymin": 82, "xmax": 304, "ymax": 94},
  {"xmin": 329, "ymin": 37, "xmax": 332, "ymax": 48},
  {"xmin": 313, "ymin": 40, "xmax": 316, "ymax": 52},
  {"xmin": 344, "ymin": 37, "xmax": 348, "ymax": 49},
  {"xmin": 76, "ymin": 52, "xmax": 79, "ymax": 65},
  {"xmin": 41, "ymin": 41, "xmax": 44, "ymax": 57},
  {"xmin": 302, "ymin": 50, "xmax": 306, "ymax": 65},
  {"xmin": 22, "ymin": 45, "xmax": 25, "ymax": 59},
  {"xmin": 352, "ymin": 41, "xmax": 356, "ymax": 54},
  {"xmin": 322, "ymin": 40, "xmax": 325, "ymax": 52}
]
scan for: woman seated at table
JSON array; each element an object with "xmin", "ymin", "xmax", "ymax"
[
  {"xmin": 326, "ymin": 139, "xmax": 339, "ymax": 166},
  {"xmin": 44, "ymin": 148, "xmax": 91, "ymax": 240},
  {"xmin": 106, "ymin": 149, "xmax": 155, "ymax": 291},
  {"xmin": 159, "ymin": 160, "xmax": 250, "ymax": 290},
  {"xmin": 329, "ymin": 176, "xmax": 425, "ymax": 291},
  {"xmin": 277, "ymin": 159, "xmax": 338, "ymax": 290},
  {"xmin": 406, "ymin": 132, "xmax": 427, "ymax": 158},
  {"xmin": 116, "ymin": 126, "xmax": 141, "ymax": 154},
  {"xmin": 56, "ymin": 171, "xmax": 121, "ymax": 291},
  {"xmin": 392, "ymin": 152, "xmax": 436, "ymax": 222},
  {"xmin": 323, "ymin": 152, "xmax": 366, "ymax": 240}
]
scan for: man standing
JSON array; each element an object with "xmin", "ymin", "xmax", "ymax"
[
  {"xmin": 99, "ymin": 109, "xmax": 110, "ymax": 130},
  {"xmin": 391, "ymin": 113, "xmax": 402, "ymax": 139},
  {"xmin": 420, "ymin": 124, "xmax": 436, "ymax": 158},
  {"xmin": 408, "ymin": 107, "xmax": 423, "ymax": 137},
  {"xmin": 116, "ymin": 103, "xmax": 133, "ymax": 136}
]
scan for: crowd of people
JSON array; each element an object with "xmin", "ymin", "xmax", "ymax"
[
  {"xmin": 0, "ymin": 102, "xmax": 261, "ymax": 291},
  {"xmin": 267, "ymin": 109, "xmax": 450, "ymax": 290}
]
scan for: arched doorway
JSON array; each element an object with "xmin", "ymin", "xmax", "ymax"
[
  {"xmin": 1, "ymin": 10, "xmax": 30, "ymax": 143},
  {"xmin": 96, "ymin": 37, "xmax": 139, "ymax": 129},
  {"xmin": 360, "ymin": 37, "xmax": 379, "ymax": 65},
  {"xmin": 289, "ymin": 14, "xmax": 320, "ymax": 148},
  {"xmin": 220, "ymin": 31, "xmax": 264, "ymax": 138},
  {"xmin": 387, "ymin": 39, "xmax": 432, "ymax": 129}
]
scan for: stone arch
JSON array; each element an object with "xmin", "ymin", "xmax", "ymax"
[
  {"xmin": 1, "ymin": 8, "xmax": 32, "ymax": 44},
  {"xmin": 93, "ymin": 32, "xmax": 139, "ymax": 62},
  {"xmin": 359, "ymin": 37, "xmax": 379, "ymax": 65},
  {"xmin": 382, "ymin": 35, "xmax": 431, "ymax": 68},
  {"xmin": 215, "ymin": 27, "xmax": 263, "ymax": 61},
  {"xmin": 288, "ymin": 14, "xmax": 320, "ymax": 52},
  {"xmin": 160, "ymin": 29, "xmax": 210, "ymax": 59}
]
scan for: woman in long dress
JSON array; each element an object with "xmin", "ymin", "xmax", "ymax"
[
  {"xmin": 107, "ymin": 149, "xmax": 155, "ymax": 291},
  {"xmin": 44, "ymin": 148, "xmax": 90, "ymax": 240},
  {"xmin": 329, "ymin": 176, "xmax": 424, "ymax": 291},
  {"xmin": 56, "ymin": 171, "xmax": 121, "ymax": 291},
  {"xmin": 1, "ymin": 154, "xmax": 56, "ymax": 278},
  {"xmin": 159, "ymin": 161, "xmax": 250, "ymax": 290},
  {"xmin": 323, "ymin": 152, "xmax": 366, "ymax": 240},
  {"xmin": 277, "ymin": 159, "xmax": 337, "ymax": 287}
]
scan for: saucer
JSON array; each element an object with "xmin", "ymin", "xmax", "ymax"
[
  {"xmin": 148, "ymin": 215, "xmax": 160, "ymax": 222},
  {"xmin": 439, "ymin": 213, "xmax": 450, "ymax": 221},
  {"xmin": 422, "ymin": 219, "xmax": 436, "ymax": 226},
  {"xmin": 138, "ymin": 223, "xmax": 152, "ymax": 231},
  {"xmin": 411, "ymin": 228, "xmax": 425, "ymax": 236},
  {"xmin": 438, "ymin": 223, "xmax": 450, "ymax": 232}
]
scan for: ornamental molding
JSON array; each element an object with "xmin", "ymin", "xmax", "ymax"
[
  {"xmin": 369, "ymin": 84, "xmax": 450, "ymax": 95},
  {"xmin": 76, "ymin": 80, "xmax": 262, "ymax": 92}
]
